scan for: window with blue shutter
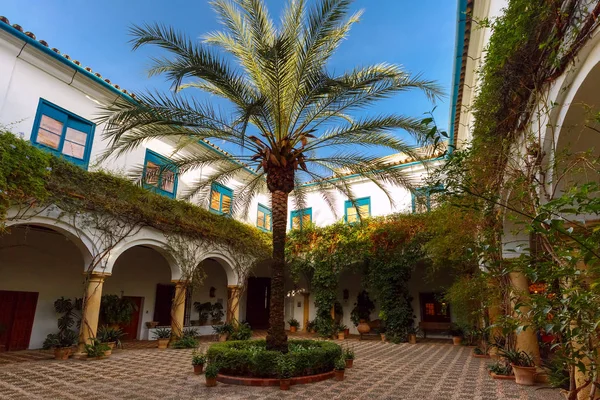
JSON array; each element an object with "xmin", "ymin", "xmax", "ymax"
[
  {"xmin": 209, "ymin": 182, "xmax": 233, "ymax": 215},
  {"xmin": 344, "ymin": 197, "xmax": 371, "ymax": 223},
  {"xmin": 290, "ymin": 208, "xmax": 312, "ymax": 230},
  {"xmin": 143, "ymin": 150, "xmax": 178, "ymax": 198},
  {"xmin": 257, "ymin": 203, "xmax": 272, "ymax": 231}
]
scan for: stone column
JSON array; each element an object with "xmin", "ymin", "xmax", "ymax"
[
  {"xmin": 171, "ymin": 281, "xmax": 187, "ymax": 338},
  {"xmin": 77, "ymin": 272, "xmax": 109, "ymax": 355},
  {"xmin": 227, "ymin": 285, "xmax": 241, "ymax": 324},
  {"xmin": 302, "ymin": 293, "xmax": 310, "ymax": 332},
  {"xmin": 509, "ymin": 270, "xmax": 540, "ymax": 364}
]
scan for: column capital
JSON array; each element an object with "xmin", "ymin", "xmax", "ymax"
[
  {"xmin": 171, "ymin": 280, "xmax": 188, "ymax": 287},
  {"xmin": 85, "ymin": 272, "xmax": 111, "ymax": 282}
]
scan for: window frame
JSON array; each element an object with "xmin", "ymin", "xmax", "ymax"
[
  {"xmin": 411, "ymin": 185, "xmax": 443, "ymax": 213},
  {"xmin": 30, "ymin": 98, "xmax": 96, "ymax": 169},
  {"xmin": 344, "ymin": 197, "xmax": 371, "ymax": 224},
  {"xmin": 142, "ymin": 149, "xmax": 178, "ymax": 199},
  {"xmin": 290, "ymin": 207, "xmax": 312, "ymax": 230},
  {"xmin": 209, "ymin": 182, "xmax": 234, "ymax": 215},
  {"xmin": 256, "ymin": 203, "xmax": 272, "ymax": 232}
]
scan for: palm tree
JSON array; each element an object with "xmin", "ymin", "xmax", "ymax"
[{"xmin": 100, "ymin": 0, "xmax": 442, "ymax": 352}]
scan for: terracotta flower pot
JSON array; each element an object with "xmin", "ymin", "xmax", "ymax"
[
  {"xmin": 452, "ymin": 336, "xmax": 462, "ymax": 346},
  {"xmin": 280, "ymin": 378, "xmax": 291, "ymax": 390},
  {"xmin": 408, "ymin": 334, "xmax": 417, "ymax": 344},
  {"xmin": 344, "ymin": 328, "xmax": 350, "ymax": 337},
  {"xmin": 511, "ymin": 364, "xmax": 537, "ymax": 386},
  {"xmin": 338, "ymin": 332, "xmax": 345, "ymax": 340},
  {"xmin": 309, "ymin": 329, "xmax": 316, "ymax": 334},
  {"xmin": 219, "ymin": 334, "xmax": 227, "ymax": 342},
  {"xmin": 205, "ymin": 377, "xmax": 217, "ymax": 387},
  {"xmin": 357, "ymin": 320, "xmax": 370, "ymax": 334},
  {"xmin": 54, "ymin": 347, "xmax": 71, "ymax": 360},
  {"xmin": 106, "ymin": 342, "xmax": 116, "ymax": 350},
  {"xmin": 334, "ymin": 370, "xmax": 345, "ymax": 381},
  {"xmin": 157, "ymin": 339, "xmax": 169, "ymax": 349},
  {"xmin": 345, "ymin": 359, "xmax": 353, "ymax": 368},
  {"xmin": 290, "ymin": 326, "xmax": 297, "ymax": 333},
  {"xmin": 381, "ymin": 333, "xmax": 386, "ymax": 342},
  {"xmin": 193, "ymin": 364, "xmax": 204, "ymax": 375}
]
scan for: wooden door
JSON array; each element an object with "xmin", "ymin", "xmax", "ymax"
[
  {"xmin": 245, "ymin": 277, "xmax": 271, "ymax": 329},
  {"xmin": 153, "ymin": 284, "xmax": 174, "ymax": 326},
  {"xmin": 0, "ymin": 290, "xmax": 39, "ymax": 351},
  {"xmin": 121, "ymin": 296, "xmax": 143, "ymax": 341}
]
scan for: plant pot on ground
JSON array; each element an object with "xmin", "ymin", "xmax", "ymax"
[
  {"xmin": 351, "ymin": 291, "xmax": 375, "ymax": 334},
  {"xmin": 212, "ymin": 323, "xmax": 234, "ymax": 342},
  {"xmin": 500, "ymin": 350, "xmax": 536, "ymax": 386},
  {"xmin": 210, "ymin": 303, "xmax": 225, "ymax": 325},
  {"xmin": 193, "ymin": 301, "xmax": 212, "ymax": 325},
  {"xmin": 277, "ymin": 355, "xmax": 295, "ymax": 390},
  {"xmin": 43, "ymin": 330, "xmax": 78, "ymax": 360},
  {"xmin": 287, "ymin": 318, "xmax": 300, "ymax": 333},
  {"xmin": 85, "ymin": 338, "xmax": 110, "ymax": 360},
  {"xmin": 153, "ymin": 327, "xmax": 171, "ymax": 349},
  {"xmin": 337, "ymin": 324, "xmax": 348, "ymax": 340},
  {"xmin": 97, "ymin": 325, "xmax": 125, "ymax": 355},
  {"xmin": 334, "ymin": 356, "xmax": 346, "ymax": 381},
  {"xmin": 447, "ymin": 324, "xmax": 464, "ymax": 346},
  {"xmin": 145, "ymin": 321, "xmax": 159, "ymax": 329},
  {"xmin": 344, "ymin": 347, "xmax": 355, "ymax": 368},
  {"xmin": 192, "ymin": 349, "xmax": 207, "ymax": 375},
  {"xmin": 205, "ymin": 363, "xmax": 219, "ymax": 387}
]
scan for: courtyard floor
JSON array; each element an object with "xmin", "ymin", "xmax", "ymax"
[{"xmin": 0, "ymin": 339, "xmax": 562, "ymax": 400}]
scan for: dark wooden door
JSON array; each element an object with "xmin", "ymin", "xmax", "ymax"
[
  {"xmin": 245, "ymin": 277, "xmax": 271, "ymax": 329},
  {"xmin": 0, "ymin": 290, "xmax": 39, "ymax": 351},
  {"xmin": 154, "ymin": 284, "xmax": 174, "ymax": 326},
  {"xmin": 121, "ymin": 296, "xmax": 143, "ymax": 340},
  {"xmin": 419, "ymin": 292, "xmax": 451, "ymax": 323}
]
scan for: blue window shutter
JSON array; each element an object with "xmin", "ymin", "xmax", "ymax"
[
  {"xmin": 257, "ymin": 203, "xmax": 272, "ymax": 232},
  {"xmin": 30, "ymin": 98, "xmax": 95, "ymax": 169},
  {"xmin": 290, "ymin": 207, "xmax": 312, "ymax": 229},
  {"xmin": 209, "ymin": 182, "xmax": 234, "ymax": 215},
  {"xmin": 142, "ymin": 149, "xmax": 178, "ymax": 199},
  {"xmin": 344, "ymin": 197, "xmax": 371, "ymax": 223}
]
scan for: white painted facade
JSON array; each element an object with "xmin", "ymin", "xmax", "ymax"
[{"xmin": 0, "ymin": 17, "xmax": 448, "ymax": 349}]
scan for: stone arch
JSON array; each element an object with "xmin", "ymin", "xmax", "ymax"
[
  {"xmin": 197, "ymin": 252, "xmax": 240, "ymax": 286},
  {"xmin": 105, "ymin": 236, "xmax": 181, "ymax": 281},
  {"xmin": 5, "ymin": 216, "xmax": 95, "ymax": 268}
]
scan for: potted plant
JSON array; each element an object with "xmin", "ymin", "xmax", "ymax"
[
  {"xmin": 99, "ymin": 295, "xmax": 136, "ymax": 328},
  {"xmin": 343, "ymin": 325, "xmax": 350, "ymax": 338},
  {"xmin": 448, "ymin": 324, "xmax": 464, "ymax": 346},
  {"xmin": 287, "ymin": 318, "xmax": 300, "ymax": 333},
  {"xmin": 350, "ymin": 291, "xmax": 375, "ymax": 334},
  {"xmin": 153, "ymin": 327, "xmax": 171, "ymax": 349},
  {"xmin": 277, "ymin": 355, "xmax": 295, "ymax": 390},
  {"xmin": 334, "ymin": 356, "xmax": 346, "ymax": 381},
  {"xmin": 407, "ymin": 325, "xmax": 419, "ymax": 344},
  {"xmin": 210, "ymin": 303, "xmax": 225, "ymax": 324},
  {"xmin": 84, "ymin": 338, "xmax": 110, "ymax": 360},
  {"xmin": 307, "ymin": 320, "xmax": 316, "ymax": 334},
  {"xmin": 488, "ymin": 360, "xmax": 514, "ymax": 379},
  {"xmin": 192, "ymin": 349, "xmax": 207, "ymax": 374},
  {"xmin": 42, "ymin": 330, "xmax": 78, "ymax": 360},
  {"xmin": 377, "ymin": 327, "xmax": 387, "ymax": 342},
  {"xmin": 205, "ymin": 363, "xmax": 219, "ymax": 387},
  {"xmin": 97, "ymin": 325, "xmax": 124, "ymax": 355},
  {"xmin": 194, "ymin": 302, "xmax": 211, "ymax": 325},
  {"xmin": 500, "ymin": 349, "xmax": 536, "ymax": 385},
  {"xmin": 344, "ymin": 347, "xmax": 355, "ymax": 368},
  {"xmin": 337, "ymin": 324, "xmax": 347, "ymax": 340},
  {"xmin": 212, "ymin": 323, "xmax": 234, "ymax": 341}
]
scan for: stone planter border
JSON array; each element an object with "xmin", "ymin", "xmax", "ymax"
[{"xmin": 216, "ymin": 370, "xmax": 335, "ymax": 386}]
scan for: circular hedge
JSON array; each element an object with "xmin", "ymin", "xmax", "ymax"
[{"xmin": 206, "ymin": 339, "xmax": 342, "ymax": 378}]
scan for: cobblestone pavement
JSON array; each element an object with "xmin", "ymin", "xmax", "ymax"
[{"xmin": 0, "ymin": 340, "xmax": 562, "ymax": 400}]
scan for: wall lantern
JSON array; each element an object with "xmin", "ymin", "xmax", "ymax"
[{"xmin": 209, "ymin": 287, "xmax": 216, "ymax": 298}]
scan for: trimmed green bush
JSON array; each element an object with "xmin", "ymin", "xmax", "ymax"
[{"xmin": 206, "ymin": 339, "xmax": 341, "ymax": 378}]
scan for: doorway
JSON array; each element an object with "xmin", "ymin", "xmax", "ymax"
[
  {"xmin": 245, "ymin": 277, "xmax": 271, "ymax": 329},
  {"xmin": 121, "ymin": 296, "xmax": 143, "ymax": 340},
  {"xmin": 419, "ymin": 292, "xmax": 451, "ymax": 323},
  {"xmin": 0, "ymin": 290, "xmax": 39, "ymax": 351}
]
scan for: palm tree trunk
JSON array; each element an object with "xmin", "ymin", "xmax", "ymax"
[{"xmin": 266, "ymin": 189, "xmax": 289, "ymax": 352}]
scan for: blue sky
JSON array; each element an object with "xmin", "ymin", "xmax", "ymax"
[{"xmin": 4, "ymin": 0, "xmax": 458, "ymax": 155}]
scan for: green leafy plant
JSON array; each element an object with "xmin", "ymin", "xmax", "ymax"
[
  {"xmin": 343, "ymin": 347, "xmax": 355, "ymax": 360},
  {"xmin": 99, "ymin": 295, "xmax": 136, "ymax": 325},
  {"xmin": 204, "ymin": 363, "xmax": 220, "ymax": 379},
  {"xmin": 42, "ymin": 297, "xmax": 82, "ymax": 350},
  {"xmin": 193, "ymin": 302, "xmax": 213, "ymax": 324},
  {"xmin": 42, "ymin": 330, "xmax": 78, "ymax": 350},
  {"xmin": 499, "ymin": 349, "xmax": 535, "ymax": 367},
  {"xmin": 171, "ymin": 335, "xmax": 199, "ymax": 349},
  {"xmin": 229, "ymin": 322, "xmax": 252, "ymax": 341},
  {"xmin": 277, "ymin": 355, "xmax": 295, "ymax": 379},
  {"xmin": 84, "ymin": 338, "xmax": 110, "ymax": 358},
  {"xmin": 488, "ymin": 360, "xmax": 512, "ymax": 376},
  {"xmin": 306, "ymin": 320, "xmax": 315, "ymax": 331},
  {"xmin": 447, "ymin": 323, "xmax": 464, "ymax": 338},
  {"xmin": 182, "ymin": 328, "xmax": 199, "ymax": 338},
  {"xmin": 287, "ymin": 318, "xmax": 300, "ymax": 328},
  {"xmin": 210, "ymin": 303, "xmax": 224, "ymax": 324},
  {"xmin": 97, "ymin": 325, "xmax": 125, "ymax": 345},
  {"xmin": 213, "ymin": 323, "xmax": 234, "ymax": 336},
  {"xmin": 334, "ymin": 356, "xmax": 346, "ymax": 371},
  {"xmin": 153, "ymin": 327, "xmax": 172, "ymax": 339},
  {"xmin": 192, "ymin": 350, "xmax": 207, "ymax": 366}
]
